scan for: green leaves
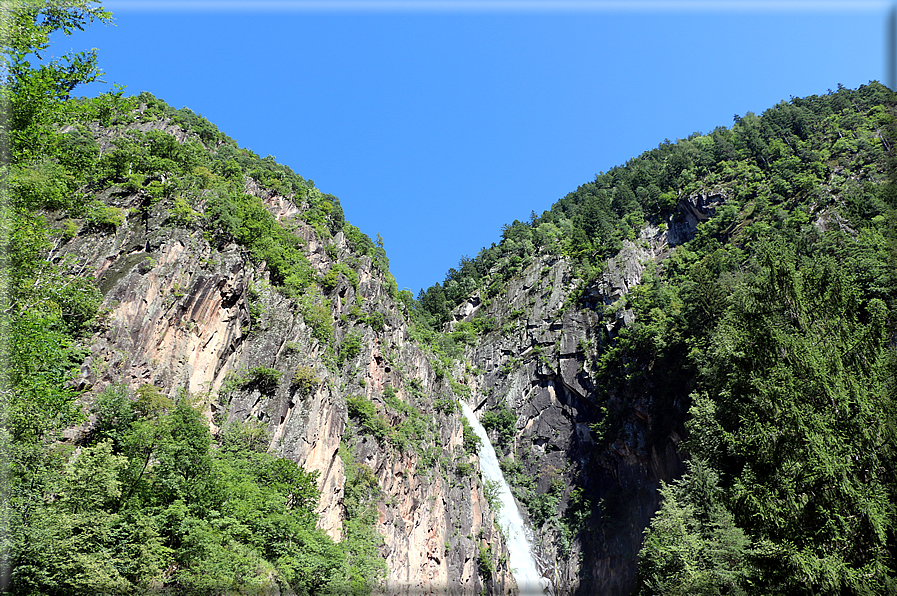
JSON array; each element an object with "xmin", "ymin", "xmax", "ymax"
[
  {"xmin": 338, "ymin": 443, "xmax": 387, "ymax": 595},
  {"xmin": 9, "ymin": 160, "xmax": 77, "ymax": 211},
  {"xmin": 61, "ymin": 441, "xmax": 125, "ymax": 514},
  {"xmin": 480, "ymin": 404, "xmax": 516, "ymax": 447},
  {"xmin": 205, "ymin": 188, "xmax": 316, "ymax": 297},
  {"xmin": 632, "ymin": 86, "xmax": 896, "ymax": 593},
  {"xmin": 0, "ymin": 1, "xmax": 113, "ymax": 59},
  {"xmin": 6, "ymin": 309, "xmax": 84, "ymax": 442},
  {"xmin": 670, "ymin": 237, "xmax": 897, "ymax": 594},
  {"xmin": 1, "ymin": 1, "xmax": 114, "ymax": 163},
  {"xmin": 639, "ymin": 460, "xmax": 752, "ymax": 596},
  {"xmin": 0, "ymin": 3, "xmax": 396, "ymax": 593},
  {"xmin": 460, "ymin": 415, "xmax": 481, "ymax": 455},
  {"xmin": 346, "ymin": 395, "xmax": 390, "ymax": 443},
  {"xmin": 13, "ymin": 510, "xmax": 140, "ymax": 595},
  {"xmin": 338, "ymin": 331, "xmax": 363, "ymax": 366},
  {"xmin": 9, "ymin": 380, "xmax": 366, "ymax": 595}
]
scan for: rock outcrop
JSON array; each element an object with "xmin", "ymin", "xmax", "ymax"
[
  {"xmin": 452, "ymin": 223, "xmax": 685, "ymax": 595},
  {"xmin": 667, "ymin": 191, "xmax": 726, "ymax": 245}
]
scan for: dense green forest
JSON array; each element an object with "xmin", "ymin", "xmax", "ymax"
[
  {"xmin": 2, "ymin": 1, "xmax": 896, "ymax": 595},
  {"xmin": 414, "ymin": 83, "xmax": 897, "ymax": 592},
  {"xmin": 416, "ymin": 82, "xmax": 895, "ymax": 328}
]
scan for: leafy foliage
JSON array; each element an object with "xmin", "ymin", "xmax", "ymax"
[
  {"xmin": 291, "ymin": 364, "xmax": 320, "ymax": 394},
  {"xmin": 205, "ymin": 187, "xmax": 316, "ymax": 296},
  {"xmin": 460, "ymin": 416, "xmax": 481, "ymax": 455},
  {"xmin": 480, "ymin": 404, "xmax": 516, "ymax": 448},
  {"xmin": 627, "ymin": 87, "xmax": 897, "ymax": 594},
  {"xmin": 7, "ymin": 383, "xmax": 365, "ymax": 595},
  {"xmin": 346, "ymin": 395, "xmax": 390, "ymax": 443},
  {"xmin": 639, "ymin": 460, "xmax": 752, "ymax": 595},
  {"xmin": 337, "ymin": 442, "xmax": 388, "ymax": 594},
  {"xmin": 670, "ymin": 240, "xmax": 897, "ymax": 594},
  {"xmin": 246, "ymin": 366, "xmax": 282, "ymax": 393},
  {"xmin": 4, "ymin": 3, "xmax": 896, "ymax": 594},
  {"xmin": 338, "ymin": 331, "xmax": 363, "ymax": 367}
]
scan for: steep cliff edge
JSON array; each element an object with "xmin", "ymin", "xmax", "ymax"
[
  {"xmin": 419, "ymin": 82, "xmax": 897, "ymax": 595},
  {"xmin": 55, "ymin": 106, "xmax": 687, "ymax": 595},
  {"xmin": 447, "ymin": 220, "xmax": 688, "ymax": 595},
  {"xmin": 51, "ymin": 112, "xmax": 516, "ymax": 595},
  {"xmin": 45, "ymin": 99, "xmax": 732, "ymax": 595}
]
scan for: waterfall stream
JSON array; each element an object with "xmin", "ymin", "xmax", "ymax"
[{"xmin": 460, "ymin": 401, "xmax": 551, "ymax": 596}]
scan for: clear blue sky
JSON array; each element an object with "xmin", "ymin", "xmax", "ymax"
[{"xmin": 68, "ymin": 1, "xmax": 891, "ymax": 296}]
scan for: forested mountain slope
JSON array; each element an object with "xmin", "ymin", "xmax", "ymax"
[
  {"xmin": 412, "ymin": 79, "xmax": 897, "ymax": 594},
  {"xmin": 2, "ymin": 3, "xmax": 896, "ymax": 596}
]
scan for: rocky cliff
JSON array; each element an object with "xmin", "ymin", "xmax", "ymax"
[
  {"xmin": 54, "ymin": 116, "xmax": 521, "ymax": 595},
  {"xmin": 25, "ymin": 76, "xmax": 894, "ymax": 596},
  {"xmin": 448, "ymin": 218, "xmax": 690, "ymax": 595},
  {"xmin": 51, "ymin": 110, "xmax": 701, "ymax": 595}
]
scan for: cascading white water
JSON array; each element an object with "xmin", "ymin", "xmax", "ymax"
[{"xmin": 460, "ymin": 401, "xmax": 550, "ymax": 596}]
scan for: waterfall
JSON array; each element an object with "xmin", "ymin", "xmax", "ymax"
[{"xmin": 460, "ymin": 401, "xmax": 550, "ymax": 596}]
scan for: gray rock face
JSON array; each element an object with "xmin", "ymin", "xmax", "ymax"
[
  {"xmin": 599, "ymin": 240, "xmax": 655, "ymax": 301},
  {"xmin": 668, "ymin": 191, "xmax": 727, "ymax": 245},
  {"xmin": 456, "ymin": 247, "xmax": 684, "ymax": 595}
]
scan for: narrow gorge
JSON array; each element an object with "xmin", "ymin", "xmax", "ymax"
[
  {"xmin": 52, "ymin": 112, "xmax": 685, "ymax": 593},
  {"xmin": 4, "ymin": 8, "xmax": 895, "ymax": 593}
]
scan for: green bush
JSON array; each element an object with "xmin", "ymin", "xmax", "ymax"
[
  {"xmin": 246, "ymin": 367, "xmax": 282, "ymax": 393},
  {"xmin": 61, "ymin": 219, "xmax": 79, "ymax": 240},
  {"xmin": 290, "ymin": 365, "xmax": 320, "ymax": 394},
  {"xmin": 346, "ymin": 396, "xmax": 390, "ymax": 442},
  {"xmin": 451, "ymin": 321, "xmax": 476, "ymax": 345},
  {"xmin": 84, "ymin": 202, "xmax": 126, "ymax": 231},
  {"xmin": 381, "ymin": 384, "xmax": 405, "ymax": 413},
  {"xmin": 362, "ymin": 311, "xmax": 385, "ymax": 333},
  {"xmin": 449, "ymin": 379, "xmax": 471, "ymax": 399},
  {"xmin": 321, "ymin": 262, "xmax": 358, "ymax": 292},
  {"xmin": 391, "ymin": 416, "xmax": 428, "ymax": 456},
  {"xmin": 300, "ymin": 297, "xmax": 333, "ymax": 343},
  {"xmin": 169, "ymin": 195, "xmax": 198, "ymax": 227},
  {"xmin": 218, "ymin": 418, "xmax": 270, "ymax": 453},
  {"xmin": 477, "ymin": 543, "xmax": 495, "ymax": 580},
  {"xmin": 338, "ymin": 331, "xmax": 363, "ymax": 366},
  {"xmin": 524, "ymin": 479, "xmax": 562, "ymax": 528},
  {"xmin": 455, "ymin": 459, "xmax": 473, "ymax": 477},
  {"xmin": 337, "ymin": 442, "xmax": 388, "ymax": 591},
  {"xmin": 461, "ymin": 417, "xmax": 481, "ymax": 455},
  {"xmin": 11, "ymin": 160, "xmax": 77, "ymax": 211},
  {"xmin": 434, "ymin": 397, "xmax": 459, "ymax": 415},
  {"xmin": 204, "ymin": 188, "xmax": 315, "ymax": 297},
  {"xmin": 472, "ymin": 316, "xmax": 497, "ymax": 335},
  {"xmin": 483, "ymin": 480, "xmax": 503, "ymax": 516},
  {"xmin": 481, "ymin": 406, "xmax": 516, "ymax": 447}
]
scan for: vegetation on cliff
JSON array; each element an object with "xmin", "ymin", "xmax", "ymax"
[
  {"xmin": 410, "ymin": 43, "xmax": 897, "ymax": 596},
  {"xmin": 0, "ymin": 2, "xmax": 387, "ymax": 593},
  {"xmin": 417, "ymin": 82, "xmax": 894, "ymax": 327}
]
